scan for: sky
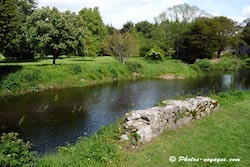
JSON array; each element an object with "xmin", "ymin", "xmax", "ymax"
[{"xmin": 37, "ymin": 0, "xmax": 250, "ymax": 28}]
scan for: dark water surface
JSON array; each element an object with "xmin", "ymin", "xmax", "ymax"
[{"xmin": 0, "ymin": 70, "xmax": 249, "ymax": 154}]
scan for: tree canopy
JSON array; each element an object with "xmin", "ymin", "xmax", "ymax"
[
  {"xmin": 104, "ymin": 31, "xmax": 139, "ymax": 64},
  {"xmin": 79, "ymin": 7, "xmax": 108, "ymax": 56},
  {"xmin": 0, "ymin": 0, "xmax": 20, "ymax": 57},
  {"xmin": 0, "ymin": 2, "xmax": 245, "ymax": 64},
  {"xmin": 24, "ymin": 7, "xmax": 87, "ymax": 64}
]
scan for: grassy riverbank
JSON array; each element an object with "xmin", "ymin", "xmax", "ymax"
[
  {"xmin": 194, "ymin": 56, "xmax": 248, "ymax": 71},
  {"xmin": 0, "ymin": 56, "xmax": 199, "ymax": 96},
  {"xmin": 36, "ymin": 91, "xmax": 250, "ymax": 167},
  {"xmin": 1, "ymin": 55, "xmax": 248, "ymax": 97}
]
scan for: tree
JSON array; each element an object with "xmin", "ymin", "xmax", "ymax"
[
  {"xmin": 79, "ymin": 7, "xmax": 107, "ymax": 56},
  {"xmin": 104, "ymin": 31, "xmax": 139, "ymax": 64},
  {"xmin": 179, "ymin": 17, "xmax": 217, "ymax": 63},
  {"xmin": 155, "ymin": 3, "xmax": 208, "ymax": 23},
  {"xmin": 16, "ymin": 0, "xmax": 37, "ymax": 18},
  {"xmin": 106, "ymin": 24, "xmax": 117, "ymax": 35},
  {"xmin": 0, "ymin": 0, "xmax": 20, "ymax": 56},
  {"xmin": 121, "ymin": 21, "xmax": 134, "ymax": 33},
  {"xmin": 153, "ymin": 4, "xmax": 208, "ymax": 58},
  {"xmin": 241, "ymin": 19, "xmax": 250, "ymax": 45},
  {"xmin": 212, "ymin": 16, "xmax": 238, "ymax": 56},
  {"xmin": 152, "ymin": 21, "xmax": 189, "ymax": 57},
  {"xmin": 135, "ymin": 21, "xmax": 154, "ymax": 39},
  {"xmin": 135, "ymin": 21, "xmax": 156, "ymax": 56},
  {"xmin": 1, "ymin": 0, "xmax": 38, "ymax": 60},
  {"xmin": 25, "ymin": 7, "xmax": 87, "ymax": 64}
]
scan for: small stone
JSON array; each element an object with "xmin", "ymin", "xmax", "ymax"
[{"xmin": 120, "ymin": 134, "xmax": 129, "ymax": 141}]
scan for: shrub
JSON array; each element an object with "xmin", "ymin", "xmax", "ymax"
[
  {"xmin": 214, "ymin": 57, "xmax": 244, "ymax": 70},
  {"xmin": 0, "ymin": 133, "xmax": 37, "ymax": 167},
  {"xmin": 195, "ymin": 58, "xmax": 213, "ymax": 70},
  {"xmin": 146, "ymin": 46, "xmax": 164, "ymax": 61}
]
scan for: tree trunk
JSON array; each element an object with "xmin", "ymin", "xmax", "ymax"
[
  {"xmin": 53, "ymin": 56, "xmax": 56, "ymax": 65},
  {"xmin": 53, "ymin": 54, "xmax": 58, "ymax": 65},
  {"xmin": 217, "ymin": 48, "xmax": 223, "ymax": 58}
]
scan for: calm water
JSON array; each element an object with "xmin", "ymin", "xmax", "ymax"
[{"xmin": 0, "ymin": 69, "xmax": 249, "ymax": 154}]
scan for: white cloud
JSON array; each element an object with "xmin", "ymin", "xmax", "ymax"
[
  {"xmin": 211, "ymin": 13, "xmax": 246, "ymax": 24},
  {"xmin": 212, "ymin": 13, "xmax": 222, "ymax": 16},
  {"xmin": 37, "ymin": 0, "xmax": 185, "ymax": 28},
  {"xmin": 243, "ymin": 5, "xmax": 250, "ymax": 17},
  {"xmin": 229, "ymin": 16, "xmax": 247, "ymax": 24}
]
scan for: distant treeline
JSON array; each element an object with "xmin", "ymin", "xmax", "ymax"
[{"xmin": 0, "ymin": 1, "xmax": 250, "ymax": 64}]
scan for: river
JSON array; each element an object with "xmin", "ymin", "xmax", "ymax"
[{"xmin": 0, "ymin": 69, "xmax": 249, "ymax": 154}]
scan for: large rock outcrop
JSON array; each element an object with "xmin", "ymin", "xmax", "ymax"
[{"xmin": 121, "ymin": 97, "xmax": 219, "ymax": 144}]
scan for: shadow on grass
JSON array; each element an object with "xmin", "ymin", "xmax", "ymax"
[
  {"xmin": 0, "ymin": 59, "xmax": 39, "ymax": 64},
  {"xmin": 0, "ymin": 65, "xmax": 23, "ymax": 79},
  {"xmin": 70, "ymin": 59, "xmax": 94, "ymax": 62}
]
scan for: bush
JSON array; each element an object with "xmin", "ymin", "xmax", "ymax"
[
  {"xmin": 195, "ymin": 58, "xmax": 213, "ymax": 70},
  {"xmin": 146, "ymin": 46, "xmax": 164, "ymax": 61},
  {"xmin": 0, "ymin": 133, "xmax": 37, "ymax": 166},
  {"xmin": 214, "ymin": 57, "xmax": 244, "ymax": 70}
]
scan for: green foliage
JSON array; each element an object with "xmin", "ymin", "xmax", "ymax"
[
  {"xmin": 194, "ymin": 56, "xmax": 245, "ymax": 71},
  {"xmin": 104, "ymin": 31, "xmax": 140, "ymax": 64},
  {"xmin": 241, "ymin": 18, "xmax": 250, "ymax": 45},
  {"xmin": 79, "ymin": 7, "xmax": 108, "ymax": 57},
  {"xmin": 0, "ymin": 132, "xmax": 37, "ymax": 166},
  {"xmin": 195, "ymin": 59, "xmax": 213, "ymax": 70},
  {"xmin": 24, "ymin": 7, "xmax": 87, "ymax": 64},
  {"xmin": 179, "ymin": 16, "xmax": 238, "ymax": 63},
  {"xmin": 213, "ymin": 56, "xmax": 245, "ymax": 70},
  {"xmin": 146, "ymin": 46, "xmax": 164, "ymax": 61},
  {"xmin": 152, "ymin": 20, "xmax": 189, "ymax": 58},
  {"xmin": 135, "ymin": 21, "xmax": 154, "ymax": 39},
  {"xmin": 212, "ymin": 16, "xmax": 238, "ymax": 56},
  {"xmin": 0, "ymin": 0, "xmax": 38, "ymax": 60},
  {"xmin": 0, "ymin": 0, "xmax": 20, "ymax": 56},
  {"xmin": 16, "ymin": 0, "xmax": 37, "ymax": 17},
  {"xmin": 121, "ymin": 21, "xmax": 134, "ymax": 33}
]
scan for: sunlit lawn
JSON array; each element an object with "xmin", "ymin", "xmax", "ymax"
[
  {"xmin": 0, "ymin": 56, "xmax": 117, "ymax": 66},
  {"xmin": 117, "ymin": 92, "xmax": 250, "ymax": 167}
]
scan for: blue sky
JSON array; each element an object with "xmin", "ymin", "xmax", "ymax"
[{"xmin": 37, "ymin": 0, "xmax": 250, "ymax": 28}]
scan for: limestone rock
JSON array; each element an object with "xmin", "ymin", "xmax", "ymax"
[{"xmin": 122, "ymin": 96, "xmax": 219, "ymax": 144}]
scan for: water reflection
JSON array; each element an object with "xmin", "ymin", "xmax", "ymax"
[
  {"xmin": 222, "ymin": 74, "xmax": 234, "ymax": 88},
  {"xmin": 0, "ymin": 69, "xmax": 249, "ymax": 154}
]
